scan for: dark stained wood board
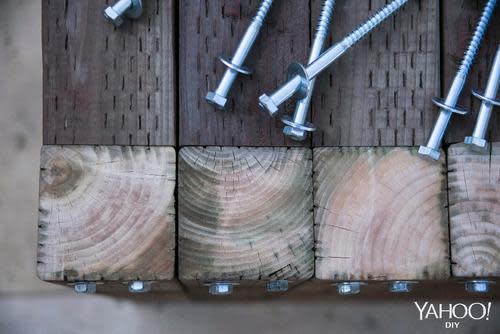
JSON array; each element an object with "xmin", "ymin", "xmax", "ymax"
[
  {"xmin": 443, "ymin": 0, "xmax": 500, "ymax": 144},
  {"xmin": 42, "ymin": 0, "xmax": 175, "ymax": 146},
  {"xmin": 179, "ymin": 0, "xmax": 310, "ymax": 146},
  {"xmin": 311, "ymin": 0, "xmax": 441, "ymax": 147}
]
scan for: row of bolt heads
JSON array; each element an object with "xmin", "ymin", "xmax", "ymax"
[{"xmin": 72, "ymin": 280, "xmax": 495, "ymax": 295}]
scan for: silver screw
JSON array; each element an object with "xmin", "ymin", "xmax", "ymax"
[
  {"xmin": 464, "ymin": 45, "xmax": 500, "ymax": 150},
  {"xmin": 419, "ymin": 0, "xmax": 497, "ymax": 161},
  {"xmin": 336, "ymin": 282, "xmax": 364, "ymax": 295},
  {"xmin": 389, "ymin": 281, "xmax": 416, "ymax": 293},
  {"xmin": 465, "ymin": 280, "xmax": 494, "ymax": 293},
  {"xmin": 206, "ymin": 0, "xmax": 274, "ymax": 110},
  {"xmin": 282, "ymin": 0, "xmax": 336, "ymax": 141},
  {"xmin": 259, "ymin": 0, "xmax": 409, "ymax": 116},
  {"xmin": 104, "ymin": 0, "xmax": 143, "ymax": 27},
  {"xmin": 128, "ymin": 280, "xmax": 151, "ymax": 293},
  {"xmin": 208, "ymin": 282, "xmax": 233, "ymax": 295},
  {"xmin": 266, "ymin": 280, "xmax": 289, "ymax": 292},
  {"xmin": 74, "ymin": 281, "xmax": 97, "ymax": 294}
]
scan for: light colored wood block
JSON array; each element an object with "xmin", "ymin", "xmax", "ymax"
[
  {"xmin": 448, "ymin": 143, "xmax": 500, "ymax": 277},
  {"xmin": 314, "ymin": 147, "xmax": 450, "ymax": 281},
  {"xmin": 179, "ymin": 147, "xmax": 314, "ymax": 282},
  {"xmin": 37, "ymin": 146, "xmax": 176, "ymax": 282}
]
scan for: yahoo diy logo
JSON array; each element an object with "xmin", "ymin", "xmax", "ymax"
[{"xmin": 414, "ymin": 302, "xmax": 493, "ymax": 329}]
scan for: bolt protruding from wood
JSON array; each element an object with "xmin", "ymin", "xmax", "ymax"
[
  {"xmin": 104, "ymin": 0, "xmax": 143, "ymax": 27},
  {"xmin": 206, "ymin": 0, "xmax": 274, "ymax": 110},
  {"xmin": 464, "ymin": 45, "xmax": 500, "ymax": 150},
  {"xmin": 259, "ymin": 0, "xmax": 409, "ymax": 116},
  {"xmin": 74, "ymin": 281, "xmax": 97, "ymax": 294},
  {"xmin": 282, "ymin": 0, "xmax": 336, "ymax": 141},
  {"xmin": 266, "ymin": 280, "xmax": 289, "ymax": 292},
  {"xmin": 389, "ymin": 281, "xmax": 416, "ymax": 293},
  {"xmin": 128, "ymin": 280, "xmax": 151, "ymax": 293},
  {"xmin": 208, "ymin": 282, "xmax": 233, "ymax": 295},
  {"xmin": 465, "ymin": 280, "xmax": 494, "ymax": 293},
  {"xmin": 335, "ymin": 282, "xmax": 364, "ymax": 295},
  {"xmin": 419, "ymin": 0, "xmax": 497, "ymax": 161}
]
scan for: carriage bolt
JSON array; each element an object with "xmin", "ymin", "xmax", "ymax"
[
  {"xmin": 208, "ymin": 282, "xmax": 234, "ymax": 295},
  {"xmin": 389, "ymin": 281, "xmax": 416, "ymax": 293},
  {"xmin": 465, "ymin": 280, "xmax": 494, "ymax": 293},
  {"xmin": 282, "ymin": 0, "xmax": 336, "ymax": 141},
  {"xmin": 464, "ymin": 46, "xmax": 500, "ymax": 150},
  {"xmin": 259, "ymin": 0, "xmax": 409, "ymax": 116},
  {"xmin": 335, "ymin": 282, "xmax": 365, "ymax": 295},
  {"xmin": 74, "ymin": 281, "xmax": 97, "ymax": 294},
  {"xmin": 104, "ymin": 0, "xmax": 143, "ymax": 27},
  {"xmin": 206, "ymin": 0, "xmax": 274, "ymax": 110},
  {"xmin": 419, "ymin": 0, "xmax": 497, "ymax": 161}
]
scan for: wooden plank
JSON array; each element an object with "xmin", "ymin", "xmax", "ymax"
[
  {"xmin": 443, "ymin": 0, "xmax": 500, "ymax": 143},
  {"xmin": 178, "ymin": 147, "xmax": 314, "ymax": 283},
  {"xmin": 314, "ymin": 147, "xmax": 450, "ymax": 281},
  {"xmin": 311, "ymin": 0, "xmax": 440, "ymax": 147},
  {"xmin": 42, "ymin": 0, "xmax": 175, "ymax": 146},
  {"xmin": 37, "ymin": 146, "xmax": 176, "ymax": 282},
  {"xmin": 179, "ymin": 1, "xmax": 310, "ymax": 146},
  {"xmin": 448, "ymin": 143, "xmax": 500, "ymax": 277}
]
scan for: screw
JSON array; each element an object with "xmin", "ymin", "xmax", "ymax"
[
  {"xmin": 208, "ymin": 282, "xmax": 234, "ymax": 295},
  {"xmin": 465, "ymin": 280, "xmax": 494, "ymax": 293},
  {"xmin": 206, "ymin": 0, "xmax": 274, "ymax": 110},
  {"xmin": 389, "ymin": 281, "xmax": 416, "ymax": 293},
  {"xmin": 104, "ymin": 0, "xmax": 143, "ymax": 27},
  {"xmin": 128, "ymin": 280, "xmax": 151, "ymax": 293},
  {"xmin": 335, "ymin": 282, "xmax": 364, "ymax": 295},
  {"xmin": 74, "ymin": 281, "xmax": 97, "ymax": 294},
  {"xmin": 259, "ymin": 0, "xmax": 409, "ymax": 116},
  {"xmin": 419, "ymin": 0, "xmax": 497, "ymax": 161},
  {"xmin": 266, "ymin": 280, "xmax": 289, "ymax": 292},
  {"xmin": 464, "ymin": 45, "xmax": 500, "ymax": 150},
  {"xmin": 282, "ymin": 0, "xmax": 336, "ymax": 141}
]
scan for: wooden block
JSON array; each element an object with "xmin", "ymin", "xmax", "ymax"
[
  {"xmin": 43, "ymin": 0, "xmax": 175, "ymax": 145},
  {"xmin": 178, "ymin": 147, "xmax": 314, "ymax": 282},
  {"xmin": 448, "ymin": 143, "xmax": 500, "ymax": 277},
  {"xmin": 179, "ymin": 1, "xmax": 310, "ymax": 146},
  {"xmin": 37, "ymin": 146, "xmax": 176, "ymax": 282},
  {"xmin": 443, "ymin": 0, "xmax": 500, "ymax": 143},
  {"xmin": 311, "ymin": 0, "xmax": 440, "ymax": 146},
  {"xmin": 314, "ymin": 147, "xmax": 450, "ymax": 281}
]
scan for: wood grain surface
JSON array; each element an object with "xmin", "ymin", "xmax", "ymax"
[
  {"xmin": 178, "ymin": 147, "xmax": 314, "ymax": 282},
  {"xmin": 43, "ymin": 0, "xmax": 175, "ymax": 145},
  {"xmin": 179, "ymin": 0, "xmax": 310, "ymax": 146},
  {"xmin": 311, "ymin": 0, "xmax": 440, "ymax": 147},
  {"xmin": 448, "ymin": 143, "xmax": 500, "ymax": 278},
  {"xmin": 37, "ymin": 146, "xmax": 176, "ymax": 281},
  {"xmin": 443, "ymin": 0, "xmax": 500, "ymax": 143},
  {"xmin": 314, "ymin": 147, "xmax": 450, "ymax": 281}
]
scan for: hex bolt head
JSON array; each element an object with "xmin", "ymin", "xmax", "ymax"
[
  {"xmin": 464, "ymin": 136, "xmax": 489, "ymax": 150},
  {"xmin": 206, "ymin": 91, "xmax": 228, "ymax": 110},
  {"xmin": 208, "ymin": 282, "xmax": 233, "ymax": 296},
  {"xmin": 128, "ymin": 280, "xmax": 151, "ymax": 293},
  {"xmin": 465, "ymin": 280, "xmax": 494, "ymax": 293},
  {"xmin": 266, "ymin": 280, "xmax": 289, "ymax": 292},
  {"xmin": 74, "ymin": 281, "xmax": 97, "ymax": 294},
  {"xmin": 336, "ymin": 282, "xmax": 364, "ymax": 295},
  {"xmin": 104, "ymin": 0, "xmax": 143, "ymax": 27},
  {"xmin": 389, "ymin": 281, "xmax": 416, "ymax": 293},
  {"xmin": 418, "ymin": 146, "xmax": 442, "ymax": 161}
]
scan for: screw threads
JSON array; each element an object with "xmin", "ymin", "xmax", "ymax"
[
  {"xmin": 316, "ymin": 0, "xmax": 336, "ymax": 38},
  {"xmin": 344, "ymin": 0, "xmax": 408, "ymax": 48},
  {"xmin": 254, "ymin": 0, "xmax": 274, "ymax": 24},
  {"xmin": 458, "ymin": 0, "xmax": 497, "ymax": 76}
]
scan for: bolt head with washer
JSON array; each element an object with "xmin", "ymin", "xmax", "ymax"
[{"xmin": 104, "ymin": 0, "xmax": 143, "ymax": 27}]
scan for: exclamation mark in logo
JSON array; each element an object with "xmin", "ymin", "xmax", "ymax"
[{"xmin": 486, "ymin": 302, "xmax": 492, "ymax": 320}]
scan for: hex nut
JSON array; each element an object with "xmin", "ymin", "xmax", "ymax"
[{"xmin": 104, "ymin": 7, "xmax": 124, "ymax": 26}]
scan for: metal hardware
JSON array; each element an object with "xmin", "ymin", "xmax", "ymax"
[
  {"xmin": 73, "ymin": 281, "xmax": 97, "ymax": 294},
  {"xmin": 208, "ymin": 282, "xmax": 234, "ymax": 295},
  {"xmin": 464, "ymin": 45, "xmax": 500, "ymax": 150},
  {"xmin": 335, "ymin": 282, "xmax": 365, "ymax": 295},
  {"xmin": 389, "ymin": 281, "xmax": 416, "ymax": 293},
  {"xmin": 282, "ymin": 0, "xmax": 336, "ymax": 141},
  {"xmin": 465, "ymin": 280, "xmax": 494, "ymax": 293},
  {"xmin": 266, "ymin": 280, "xmax": 289, "ymax": 292},
  {"xmin": 206, "ymin": 0, "xmax": 274, "ymax": 110},
  {"xmin": 419, "ymin": 0, "xmax": 497, "ymax": 160},
  {"xmin": 259, "ymin": 0, "xmax": 409, "ymax": 116},
  {"xmin": 104, "ymin": 0, "xmax": 143, "ymax": 27},
  {"xmin": 128, "ymin": 280, "xmax": 151, "ymax": 293}
]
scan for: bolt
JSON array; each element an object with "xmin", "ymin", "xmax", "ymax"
[
  {"xmin": 74, "ymin": 281, "xmax": 97, "ymax": 294},
  {"xmin": 208, "ymin": 282, "xmax": 233, "ymax": 295},
  {"xmin": 206, "ymin": 0, "xmax": 274, "ymax": 110},
  {"xmin": 465, "ymin": 280, "xmax": 494, "ymax": 293},
  {"xmin": 266, "ymin": 280, "xmax": 289, "ymax": 292},
  {"xmin": 104, "ymin": 0, "xmax": 143, "ymax": 27},
  {"xmin": 336, "ymin": 282, "xmax": 364, "ymax": 295},
  {"xmin": 282, "ymin": 0, "xmax": 336, "ymax": 141},
  {"xmin": 259, "ymin": 0, "xmax": 409, "ymax": 116},
  {"xmin": 419, "ymin": 0, "xmax": 497, "ymax": 161},
  {"xmin": 389, "ymin": 281, "xmax": 416, "ymax": 293},
  {"xmin": 128, "ymin": 280, "xmax": 151, "ymax": 293},
  {"xmin": 464, "ymin": 45, "xmax": 500, "ymax": 150}
]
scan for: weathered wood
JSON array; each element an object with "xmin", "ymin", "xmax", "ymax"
[
  {"xmin": 178, "ymin": 147, "xmax": 314, "ymax": 282},
  {"xmin": 311, "ymin": 0, "xmax": 440, "ymax": 147},
  {"xmin": 443, "ymin": 0, "xmax": 500, "ymax": 143},
  {"xmin": 179, "ymin": 1, "xmax": 310, "ymax": 146},
  {"xmin": 448, "ymin": 143, "xmax": 500, "ymax": 277},
  {"xmin": 314, "ymin": 147, "xmax": 450, "ymax": 281},
  {"xmin": 37, "ymin": 146, "xmax": 176, "ymax": 281},
  {"xmin": 42, "ymin": 0, "xmax": 175, "ymax": 145}
]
